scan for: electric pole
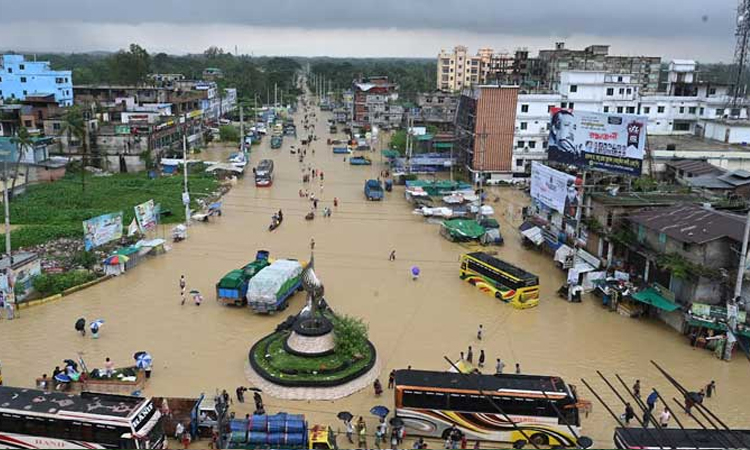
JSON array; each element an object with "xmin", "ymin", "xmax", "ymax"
[
  {"xmin": 725, "ymin": 209, "xmax": 750, "ymax": 360},
  {"xmin": 182, "ymin": 114, "xmax": 191, "ymax": 235}
]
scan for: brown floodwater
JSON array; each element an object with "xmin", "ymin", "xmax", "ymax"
[{"xmin": 2, "ymin": 103, "xmax": 749, "ymax": 448}]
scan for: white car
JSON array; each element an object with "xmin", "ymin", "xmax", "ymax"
[{"xmin": 255, "ymin": 124, "xmax": 268, "ymax": 135}]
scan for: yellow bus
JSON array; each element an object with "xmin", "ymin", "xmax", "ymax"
[{"xmin": 460, "ymin": 252, "xmax": 539, "ymax": 309}]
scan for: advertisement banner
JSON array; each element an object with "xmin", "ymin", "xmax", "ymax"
[
  {"xmin": 134, "ymin": 199, "xmax": 157, "ymax": 233},
  {"xmin": 548, "ymin": 109, "xmax": 647, "ymax": 176},
  {"xmin": 530, "ymin": 162, "xmax": 579, "ymax": 215},
  {"xmin": 83, "ymin": 212, "xmax": 124, "ymax": 251}
]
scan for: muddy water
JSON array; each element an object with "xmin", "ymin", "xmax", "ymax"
[{"xmin": 2, "ymin": 104, "xmax": 749, "ymax": 448}]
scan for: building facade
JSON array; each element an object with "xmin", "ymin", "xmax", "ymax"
[
  {"xmin": 0, "ymin": 55, "xmax": 73, "ymax": 106},
  {"xmin": 351, "ymin": 76, "xmax": 402, "ymax": 130}
]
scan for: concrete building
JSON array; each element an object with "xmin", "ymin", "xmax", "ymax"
[
  {"xmin": 413, "ymin": 91, "xmax": 458, "ymax": 130},
  {"xmin": 437, "ymin": 46, "xmax": 527, "ymax": 92},
  {"xmin": 351, "ymin": 76, "xmax": 402, "ymax": 130},
  {"xmin": 455, "ymin": 85, "xmax": 519, "ymax": 180},
  {"xmin": 0, "ymin": 55, "xmax": 73, "ymax": 106}
]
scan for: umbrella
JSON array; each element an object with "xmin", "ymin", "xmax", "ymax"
[
  {"xmin": 104, "ymin": 254, "xmax": 129, "ymax": 265},
  {"xmin": 54, "ymin": 373, "xmax": 71, "ymax": 383},
  {"xmin": 90, "ymin": 319, "xmax": 105, "ymax": 332},
  {"xmin": 74, "ymin": 318, "xmax": 85, "ymax": 331},
  {"xmin": 246, "ymin": 387, "xmax": 263, "ymax": 392},
  {"xmin": 189, "ymin": 289, "xmax": 201, "ymax": 295},
  {"xmin": 136, "ymin": 352, "xmax": 153, "ymax": 369},
  {"xmin": 134, "ymin": 351, "xmax": 147, "ymax": 361},
  {"xmin": 411, "ymin": 266, "xmax": 420, "ymax": 276},
  {"xmin": 370, "ymin": 406, "xmax": 389, "ymax": 418},
  {"xmin": 389, "ymin": 417, "xmax": 404, "ymax": 428},
  {"xmin": 337, "ymin": 411, "xmax": 353, "ymax": 422}
]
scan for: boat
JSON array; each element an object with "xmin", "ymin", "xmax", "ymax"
[{"xmin": 349, "ymin": 156, "xmax": 372, "ymax": 166}]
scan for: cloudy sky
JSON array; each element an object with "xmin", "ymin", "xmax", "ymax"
[{"xmin": 0, "ymin": 0, "xmax": 738, "ymax": 61}]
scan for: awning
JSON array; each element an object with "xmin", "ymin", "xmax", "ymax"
[
  {"xmin": 631, "ymin": 288, "xmax": 680, "ymax": 312},
  {"xmin": 521, "ymin": 226, "xmax": 544, "ymax": 245}
]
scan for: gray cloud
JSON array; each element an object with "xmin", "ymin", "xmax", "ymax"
[{"xmin": 0, "ymin": 0, "xmax": 735, "ymax": 39}]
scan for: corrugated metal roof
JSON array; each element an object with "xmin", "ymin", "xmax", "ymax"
[
  {"xmin": 628, "ymin": 204, "xmax": 746, "ymax": 245},
  {"xmin": 666, "ymin": 159, "xmax": 723, "ymax": 176}
]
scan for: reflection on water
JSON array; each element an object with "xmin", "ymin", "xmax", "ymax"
[{"xmin": 2, "ymin": 107, "xmax": 749, "ymax": 448}]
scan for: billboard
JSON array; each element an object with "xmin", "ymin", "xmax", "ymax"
[
  {"xmin": 83, "ymin": 212, "xmax": 123, "ymax": 251},
  {"xmin": 548, "ymin": 109, "xmax": 647, "ymax": 176},
  {"xmin": 530, "ymin": 162, "xmax": 579, "ymax": 215},
  {"xmin": 134, "ymin": 199, "xmax": 157, "ymax": 233}
]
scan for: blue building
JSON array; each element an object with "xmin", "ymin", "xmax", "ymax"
[{"xmin": 0, "ymin": 55, "xmax": 73, "ymax": 106}]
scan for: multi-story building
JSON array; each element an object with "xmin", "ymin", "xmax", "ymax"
[
  {"xmin": 413, "ymin": 91, "xmax": 458, "ymax": 130},
  {"xmin": 437, "ymin": 46, "xmax": 511, "ymax": 92},
  {"xmin": 538, "ymin": 42, "xmax": 661, "ymax": 93},
  {"xmin": 351, "ymin": 76, "xmax": 402, "ymax": 130},
  {"xmin": 454, "ymin": 85, "xmax": 519, "ymax": 181},
  {"xmin": 0, "ymin": 55, "xmax": 73, "ymax": 106}
]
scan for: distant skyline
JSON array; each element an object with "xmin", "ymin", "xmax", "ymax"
[{"xmin": 0, "ymin": 0, "xmax": 737, "ymax": 62}]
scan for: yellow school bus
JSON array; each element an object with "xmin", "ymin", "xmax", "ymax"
[{"xmin": 460, "ymin": 252, "xmax": 539, "ymax": 309}]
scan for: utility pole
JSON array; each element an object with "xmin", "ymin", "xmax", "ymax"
[
  {"xmin": 2, "ymin": 157, "xmax": 11, "ymax": 259},
  {"xmin": 573, "ymin": 171, "xmax": 588, "ymax": 247},
  {"xmin": 726, "ymin": 209, "xmax": 750, "ymax": 360},
  {"xmin": 182, "ymin": 114, "xmax": 191, "ymax": 234},
  {"xmin": 477, "ymin": 125, "xmax": 487, "ymax": 219},
  {"xmin": 239, "ymin": 105, "xmax": 245, "ymax": 152},
  {"xmin": 274, "ymin": 83, "xmax": 278, "ymax": 107},
  {"xmin": 406, "ymin": 116, "xmax": 413, "ymax": 175}
]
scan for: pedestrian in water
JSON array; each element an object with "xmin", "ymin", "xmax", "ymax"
[
  {"xmin": 104, "ymin": 357, "xmax": 114, "ymax": 378},
  {"xmin": 389, "ymin": 250, "xmax": 396, "ymax": 261},
  {"xmin": 624, "ymin": 403, "xmax": 635, "ymax": 425},
  {"xmin": 179, "ymin": 275, "xmax": 186, "ymax": 305},
  {"xmin": 388, "ymin": 370, "xmax": 395, "ymax": 389},
  {"xmin": 374, "ymin": 378, "xmax": 383, "ymax": 396},
  {"xmin": 334, "ymin": 197, "xmax": 339, "ymax": 207},
  {"xmin": 478, "ymin": 350, "xmax": 485, "ymax": 368},
  {"xmin": 313, "ymin": 199, "xmax": 318, "ymax": 209},
  {"xmin": 477, "ymin": 324, "xmax": 483, "ymax": 340},
  {"xmin": 706, "ymin": 380, "xmax": 716, "ymax": 398},
  {"xmin": 633, "ymin": 379, "xmax": 641, "ymax": 398},
  {"xmin": 253, "ymin": 392, "xmax": 263, "ymax": 410},
  {"xmin": 495, "ymin": 358, "xmax": 505, "ymax": 374},
  {"xmin": 466, "ymin": 346, "xmax": 473, "ymax": 364},
  {"xmin": 222, "ymin": 389, "xmax": 231, "ymax": 405},
  {"xmin": 345, "ymin": 419, "xmax": 354, "ymax": 443},
  {"xmin": 642, "ymin": 409, "xmax": 651, "ymax": 429},
  {"xmin": 515, "ymin": 362, "xmax": 521, "ymax": 374},
  {"xmin": 659, "ymin": 407, "xmax": 671, "ymax": 428},
  {"xmin": 310, "ymin": 238, "xmax": 315, "ymax": 250},
  {"xmin": 459, "ymin": 351, "xmax": 464, "ymax": 361},
  {"xmin": 236, "ymin": 386, "xmax": 245, "ymax": 403},
  {"xmin": 646, "ymin": 389, "xmax": 659, "ymax": 412}
]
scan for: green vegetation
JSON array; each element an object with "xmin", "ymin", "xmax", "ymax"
[
  {"xmin": 331, "ymin": 314, "xmax": 370, "ymax": 361},
  {"xmin": 252, "ymin": 331, "xmax": 374, "ymax": 383},
  {"xmin": 308, "ymin": 58, "xmax": 436, "ymax": 101},
  {"xmin": 0, "ymin": 172, "xmax": 217, "ymax": 250},
  {"xmin": 32, "ymin": 270, "xmax": 98, "ymax": 297},
  {"xmin": 219, "ymin": 125, "xmax": 240, "ymax": 142}
]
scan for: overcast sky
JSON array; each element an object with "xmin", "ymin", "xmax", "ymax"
[{"xmin": 0, "ymin": 0, "xmax": 738, "ymax": 62}]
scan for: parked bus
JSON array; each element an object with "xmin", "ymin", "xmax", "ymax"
[
  {"xmin": 460, "ymin": 252, "xmax": 539, "ymax": 309},
  {"xmin": 614, "ymin": 427, "xmax": 750, "ymax": 449},
  {"xmin": 0, "ymin": 386, "xmax": 165, "ymax": 449},
  {"xmin": 393, "ymin": 369, "xmax": 584, "ymax": 447},
  {"xmin": 255, "ymin": 159, "xmax": 274, "ymax": 187}
]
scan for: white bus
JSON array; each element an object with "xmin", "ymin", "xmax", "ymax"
[
  {"xmin": 394, "ymin": 369, "xmax": 587, "ymax": 448},
  {"xmin": 0, "ymin": 386, "xmax": 165, "ymax": 449}
]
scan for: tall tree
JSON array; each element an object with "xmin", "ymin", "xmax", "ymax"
[
  {"xmin": 9, "ymin": 126, "xmax": 32, "ymax": 199},
  {"xmin": 59, "ymin": 106, "xmax": 88, "ymax": 192},
  {"xmin": 108, "ymin": 43, "xmax": 151, "ymax": 85}
]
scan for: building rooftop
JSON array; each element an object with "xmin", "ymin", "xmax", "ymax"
[
  {"xmin": 589, "ymin": 192, "xmax": 701, "ymax": 207},
  {"xmin": 665, "ymin": 159, "xmax": 724, "ymax": 176},
  {"xmin": 628, "ymin": 204, "xmax": 746, "ymax": 245},
  {"xmin": 0, "ymin": 252, "xmax": 37, "ymax": 270},
  {"xmin": 649, "ymin": 134, "xmax": 749, "ymax": 153},
  {"xmin": 687, "ymin": 169, "xmax": 750, "ymax": 190}
]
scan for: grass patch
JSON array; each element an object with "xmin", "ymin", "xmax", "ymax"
[
  {"xmin": 1, "ymin": 172, "xmax": 218, "ymax": 250},
  {"xmin": 32, "ymin": 270, "xmax": 98, "ymax": 297},
  {"xmin": 252, "ymin": 332, "xmax": 374, "ymax": 383}
]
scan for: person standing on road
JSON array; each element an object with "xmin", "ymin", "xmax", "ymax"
[
  {"xmin": 388, "ymin": 370, "xmax": 395, "ymax": 389},
  {"xmin": 478, "ymin": 350, "xmax": 485, "ymax": 368},
  {"xmin": 624, "ymin": 403, "xmax": 635, "ymax": 425},
  {"xmin": 179, "ymin": 275, "xmax": 187, "ymax": 305},
  {"xmin": 345, "ymin": 419, "xmax": 354, "ymax": 444},
  {"xmin": 515, "ymin": 363, "xmax": 521, "ymax": 374},
  {"xmin": 477, "ymin": 324, "xmax": 483, "ymax": 340},
  {"xmin": 495, "ymin": 358, "xmax": 505, "ymax": 374},
  {"xmin": 659, "ymin": 407, "xmax": 671, "ymax": 428},
  {"xmin": 706, "ymin": 380, "xmax": 716, "ymax": 398},
  {"xmin": 633, "ymin": 380, "xmax": 641, "ymax": 398},
  {"xmin": 466, "ymin": 346, "xmax": 473, "ymax": 364},
  {"xmin": 646, "ymin": 389, "xmax": 659, "ymax": 412},
  {"xmin": 389, "ymin": 250, "xmax": 396, "ymax": 261}
]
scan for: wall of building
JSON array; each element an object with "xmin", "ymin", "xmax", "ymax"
[
  {"xmin": 474, "ymin": 86, "xmax": 518, "ymax": 173},
  {"xmin": 0, "ymin": 55, "xmax": 73, "ymax": 106}
]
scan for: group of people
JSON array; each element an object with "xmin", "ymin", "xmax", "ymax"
[
  {"xmin": 179, "ymin": 274, "xmax": 202, "ymax": 306},
  {"xmin": 344, "ymin": 415, "xmax": 406, "ymax": 450},
  {"xmin": 623, "ymin": 379, "xmax": 717, "ymax": 428}
]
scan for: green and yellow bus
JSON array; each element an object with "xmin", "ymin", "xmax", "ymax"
[{"xmin": 460, "ymin": 252, "xmax": 540, "ymax": 309}]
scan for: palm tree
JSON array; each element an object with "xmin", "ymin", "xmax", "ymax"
[
  {"xmin": 59, "ymin": 106, "xmax": 88, "ymax": 192},
  {"xmin": 9, "ymin": 126, "xmax": 32, "ymax": 199}
]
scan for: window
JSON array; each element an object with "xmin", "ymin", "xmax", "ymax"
[
  {"xmin": 542, "ymin": 140, "xmax": 548, "ymax": 149},
  {"xmin": 570, "ymin": 85, "xmax": 578, "ymax": 93},
  {"xmin": 657, "ymin": 106, "xmax": 665, "ymax": 113},
  {"xmin": 659, "ymin": 233, "xmax": 667, "ymax": 248},
  {"xmin": 520, "ymin": 122, "xmax": 527, "ymax": 130},
  {"xmin": 521, "ymin": 104, "xmax": 529, "ymax": 113},
  {"xmin": 19, "ymin": 64, "xmax": 25, "ymax": 70},
  {"xmin": 716, "ymin": 108, "xmax": 725, "ymax": 116},
  {"xmin": 603, "ymin": 106, "xmax": 609, "ymax": 112},
  {"xmin": 626, "ymin": 106, "xmax": 635, "ymax": 114},
  {"xmin": 617, "ymin": 76, "xmax": 623, "ymax": 82},
  {"xmin": 700, "ymin": 107, "xmax": 705, "ymax": 115},
  {"xmin": 402, "ymin": 390, "xmax": 449, "ymax": 410},
  {"xmin": 606, "ymin": 88, "xmax": 614, "ymax": 96},
  {"xmin": 53, "ymin": 123, "xmax": 61, "ymax": 130},
  {"xmin": 20, "ymin": 76, "xmax": 27, "ymax": 83},
  {"xmin": 673, "ymin": 122, "xmax": 690, "ymax": 131},
  {"xmin": 643, "ymin": 107, "xmax": 650, "ymax": 114},
  {"xmin": 606, "ymin": 211, "xmax": 614, "ymax": 227},
  {"xmin": 709, "ymin": 87, "xmax": 716, "ymax": 95},
  {"xmin": 517, "ymin": 140, "xmax": 525, "ymax": 148},
  {"xmin": 568, "ymin": 102, "xmax": 574, "ymax": 109},
  {"xmin": 617, "ymin": 107, "xmax": 624, "ymax": 113},
  {"xmin": 637, "ymin": 225, "xmax": 646, "ymax": 243},
  {"xmin": 561, "ymin": 102, "xmax": 567, "ymax": 108},
  {"xmin": 22, "ymin": 90, "xmax": 27, "ymax": 96},
  {"xmin": 7, "ymin": 68, "xmax": 11, "ymax": 73},
  {"xmin": 516, "ymin": 159, "xmax": 524, "ymax": 167},
  {"xmin": 679, "ymin": 107, "xmax": 684, "ymax": 114},
  {"xmin": 24, "ymin": 120, "xmax": 32, "ymax": 127},
  {"xmin": 626, "ymin": 88, "xmax": 632, "ymax": 95},
  {"xmin": 528, "ymin": 141, "xmax": 536, "ymax": 149},
  {"xmin": 689, "ymin": 107, "xmax": 696, "ymax": 114},
  {"xmin": 618, "ymin": 88, "xmax": 624, "ymax": 94}
]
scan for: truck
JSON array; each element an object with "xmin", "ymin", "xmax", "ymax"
[
  {"xmin": 227, "ymin": 414, "xmax": 336, "ymax": 449},
  {"xmin": 271, "ymin": 135, "xmax": 283, "ymax": 149},
  {"xmin": 246, "ymin": 259, "xmax": 305, "ymax": 313},
  {"xmin": 153, "ymin": 393, "xmax": 229, "ymax": 441},
  {"xmin": 364, "ymin": 179, "xmax": 384, "ymax": 201},
  {"xmin": 216, "ymin": 251, "xmax": 271, "ymax": 306}
]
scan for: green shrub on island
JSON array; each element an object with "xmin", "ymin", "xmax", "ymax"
[
  {"xmin": 331, "ymin": 314, "xmax": 369, "ymax": 360},
  {"xmin": 32, "ymin": 271, "xmax": 98, "ymax": 297}
]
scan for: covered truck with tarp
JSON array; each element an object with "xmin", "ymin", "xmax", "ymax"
[
  {"xmin": 440, "ymin": 219, "xmax": 486, "ymax": 242},
  {"xmin": 405, "ymin": 180, "xmax": 472, "ymax": 196},
  {"xmin": 227, "ymin": 413, "xmax": 336, "ymax": 449},
  {"xmin": 216, "ymin": 251, "xmax": 271, "ymax": 306},
  {"xmin": 247, "ymin": 259, "xmax": 305, "ymax": 313},
  {"xmin": 364, "ymin": 179, "xmax": 384, "ymax": 201}
]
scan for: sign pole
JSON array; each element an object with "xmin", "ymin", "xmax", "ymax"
[{"xmin": 573, "ymin": 170, "xmax": 588, "ymax": 247}]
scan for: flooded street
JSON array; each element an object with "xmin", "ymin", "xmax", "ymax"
[{"xmin": 2, "ymin": 104, "xmax": 749, "ymax": 448}]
